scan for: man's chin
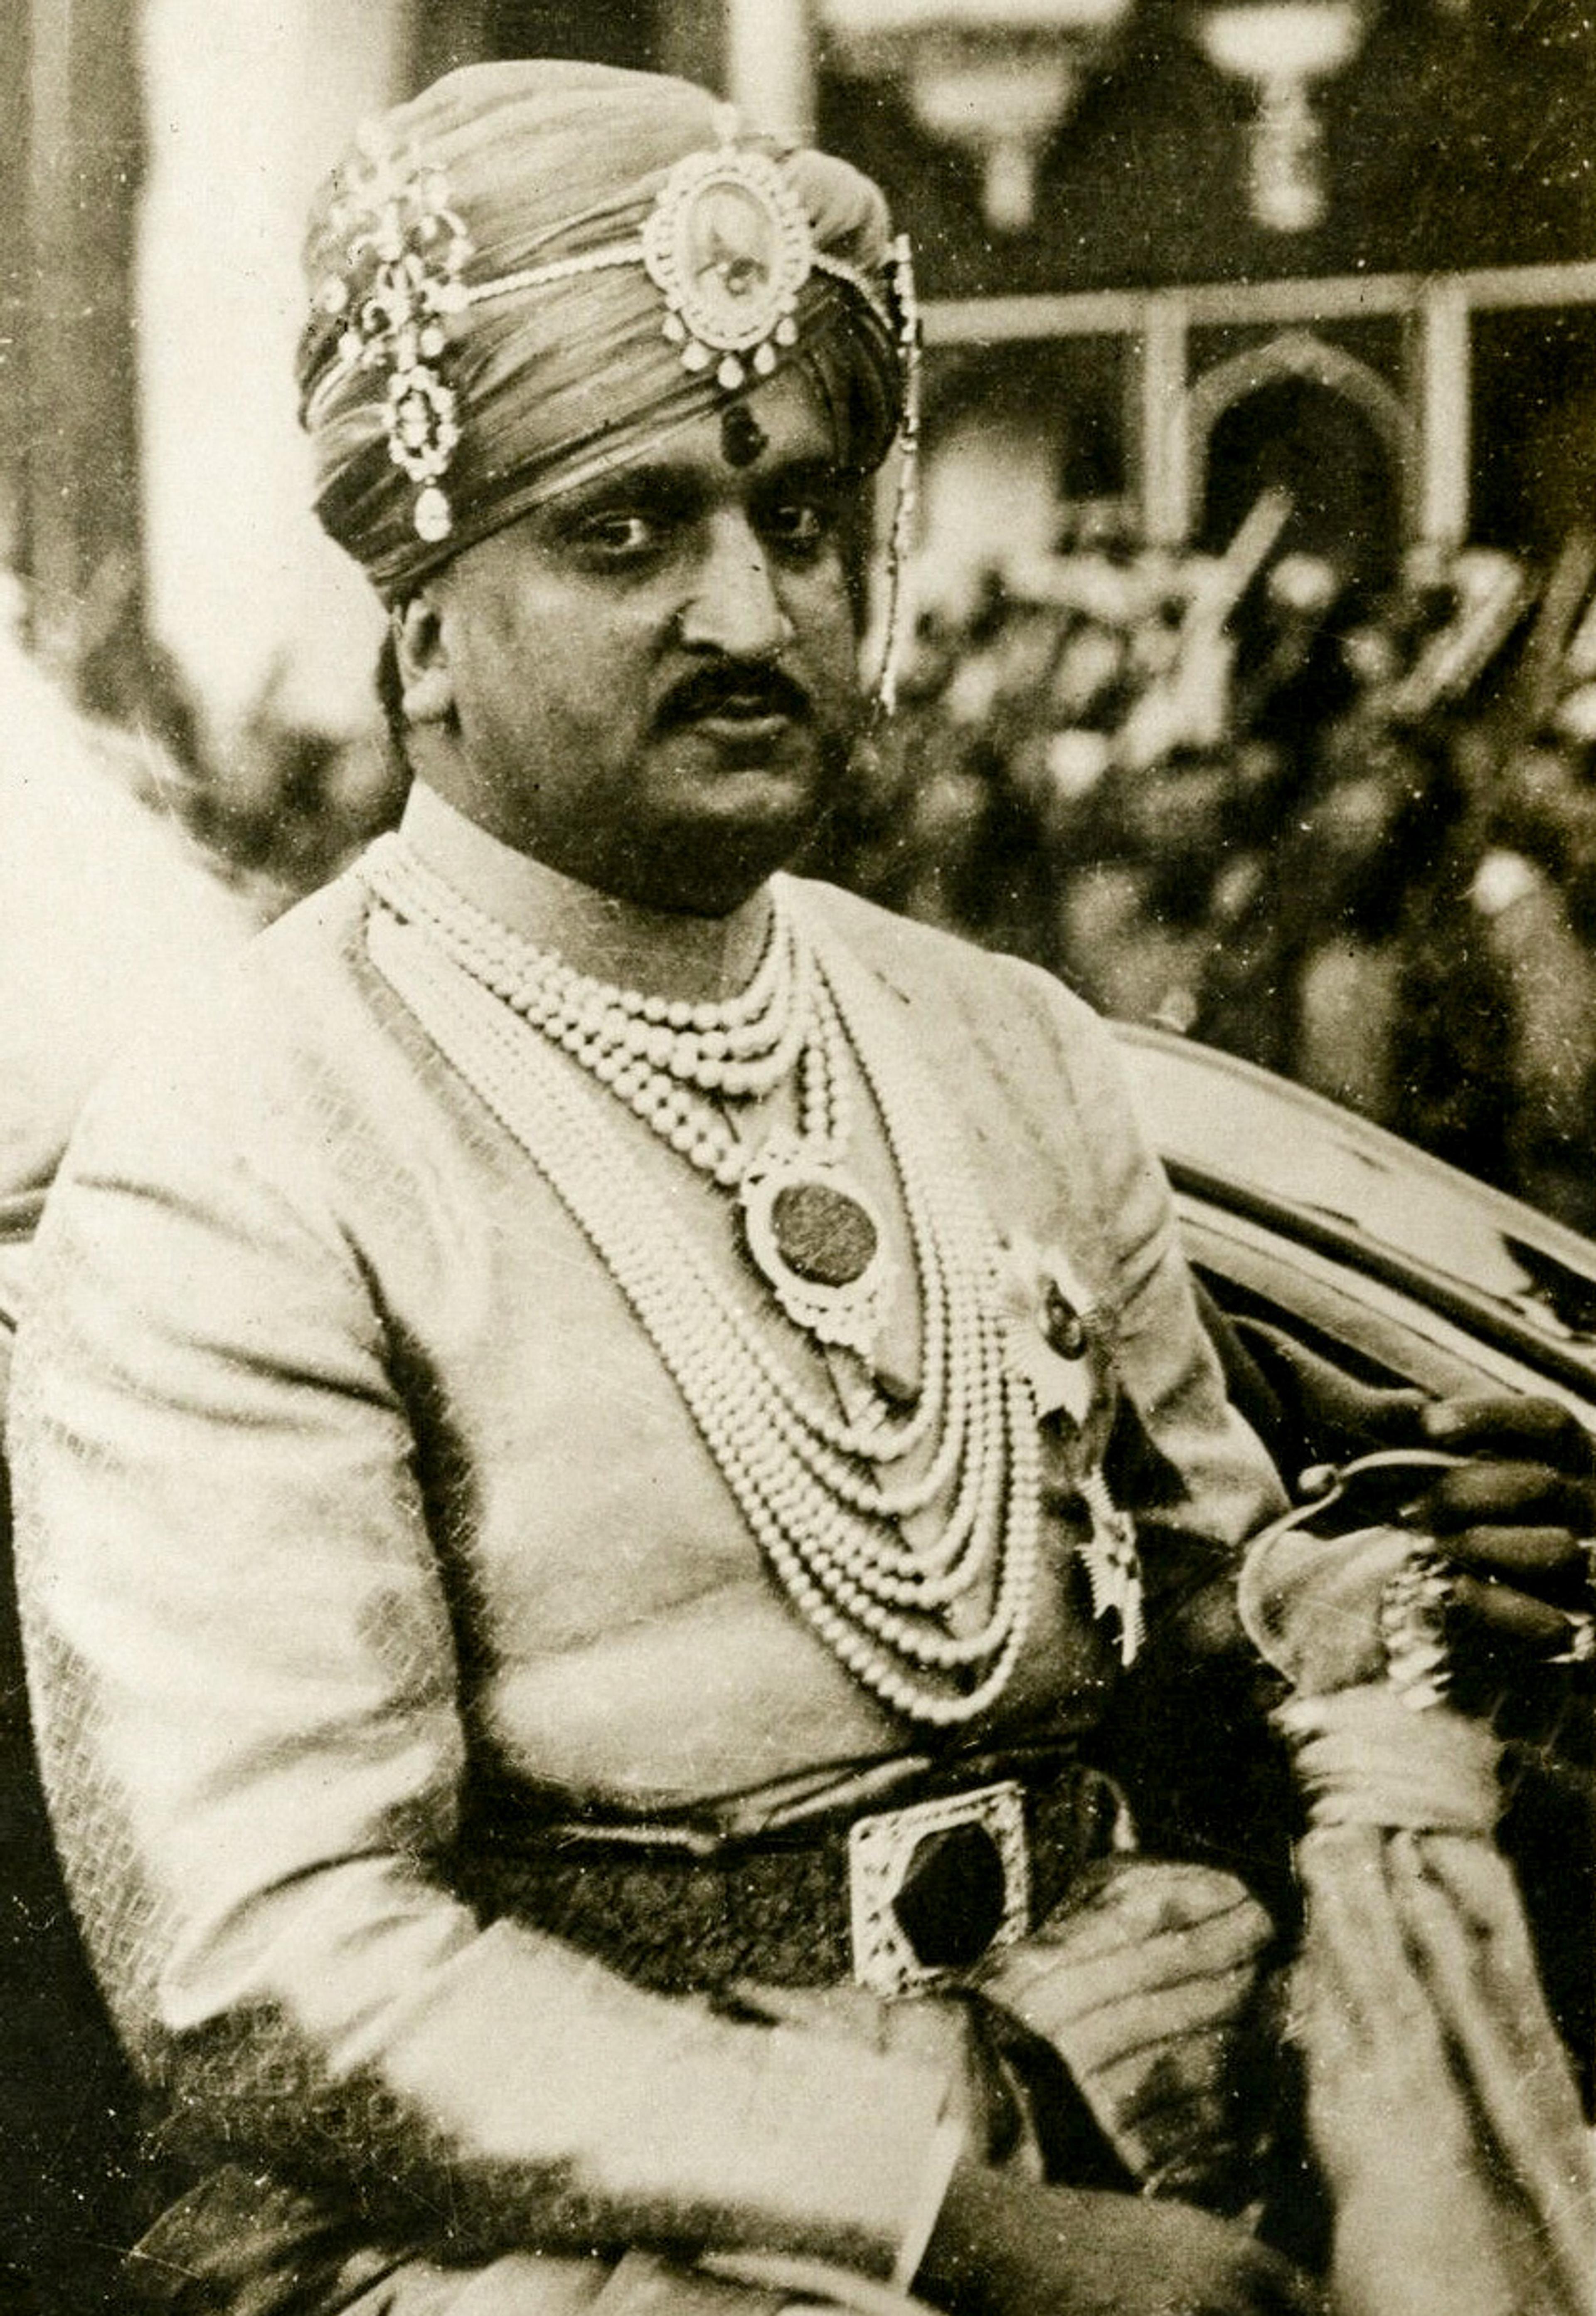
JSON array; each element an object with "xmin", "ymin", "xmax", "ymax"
[
  {"xmin": 643, "ymin": 809, "xmax": 822, "ymax": 914},
  {"xmin": 608, "ymin": 789, "xmax": 825, "ymax": 915},
  {"xmin": 605, "ymin": 731, "xmax": 854, "ymax": 911}
]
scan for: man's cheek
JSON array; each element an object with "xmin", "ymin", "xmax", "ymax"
[{"xmin": 808, "ymin": 626, "xmax": 868, "ymax": 720}]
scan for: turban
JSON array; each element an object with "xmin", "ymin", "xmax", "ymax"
[{"xmin": 298, "ymin": 60, "xmax": 911, "ymax": 603}]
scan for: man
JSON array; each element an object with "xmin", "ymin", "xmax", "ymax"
[{"xmin": 9, "ymin": 59, "xmax": 1590, "ymax": 2316}]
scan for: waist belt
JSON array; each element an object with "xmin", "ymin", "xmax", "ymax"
[{"xmin": 456, "ymin": 1748, "xmax": 1126, "ymax": 1998}]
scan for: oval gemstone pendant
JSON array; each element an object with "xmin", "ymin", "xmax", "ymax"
[
  {"xmin": 770, "ymin": 1177, "xmax": 878, "ymax": 1287},
  {"xmin": 738, "ymin": 1131, "xmax": 887, "ymax": 1359}
]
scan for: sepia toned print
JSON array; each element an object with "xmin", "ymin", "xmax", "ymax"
[{"xmin": 0, "ymin": 12, "xmax": 1591, "ymax": 2316}]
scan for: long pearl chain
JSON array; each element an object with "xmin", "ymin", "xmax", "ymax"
[{"xmin": 363, "ymin": 838, "xmax": 1041, "ymax": 1727}]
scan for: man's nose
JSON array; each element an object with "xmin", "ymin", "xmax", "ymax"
[{"xmin": 677, "ymin": 515, "xmax": 793, "ymax": 660}]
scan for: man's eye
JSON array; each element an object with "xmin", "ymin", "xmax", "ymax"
[
  {"xmin": 766, "ymin": 497, "xmax": 835, "ymax": 556},
  {"xmin": 575, "ymin": 511, "xmax": 659, "ymax": 557}
]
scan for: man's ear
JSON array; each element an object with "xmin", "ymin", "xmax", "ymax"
[{"xmin": 392, "ymin": 594, "xmax": 455, "ymax": 726}]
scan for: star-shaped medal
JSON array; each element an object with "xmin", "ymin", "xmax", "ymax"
[{"xmin": 1077, "ymin": 1468, "xmax": 1145, "ymax": 1668}]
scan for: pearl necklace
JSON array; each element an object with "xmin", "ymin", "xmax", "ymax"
[
  {"xmin": 371, "ymin": 841, "xmax": 810, "ymax": 1159},
  {"xmin": 363, "ymin": 836, "xmax": 1040, "ymax": 1727},
  {"xmin": 371, "ymin": 839, "xmax": 897, "ymax": 1359}
]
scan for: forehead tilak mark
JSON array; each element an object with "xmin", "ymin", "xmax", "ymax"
[{"xmin": 720, "ymin": 402, "xmax": 769, "ymax": 470}]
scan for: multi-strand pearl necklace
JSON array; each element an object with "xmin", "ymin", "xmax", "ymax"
[
  {"xmin": 363, "ymin": 834, "xmax": 1041, "ymax": 1727},
  {"xmin": 371, "ymin": 840, "xmax": 895, "ymax": 1359},
  {"xmin": 466, "ymin": 881, "xmax": 817, "ymax": 1186}
]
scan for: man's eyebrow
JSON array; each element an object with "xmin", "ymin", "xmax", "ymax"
[
  {"xmin": 759, "ymin": 453, "xmax": 847, "ymax": 488},
  {"xmin": 551, "ymin": 464, "xmax": 697, "ymax": 520},
  {"xmin": 547, "ymin": 449, "xmax": 850, "ymax": 528}
]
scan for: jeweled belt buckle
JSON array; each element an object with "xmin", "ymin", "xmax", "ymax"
[{"xmin": 848, "ymin": 1780, "xmax": 1030, "ymax": 1996}]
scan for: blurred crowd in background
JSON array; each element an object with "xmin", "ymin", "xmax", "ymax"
[
  {"xmin": 813, "ymin": 509, "xmax": 1596, "ymax": 1236},
  {"xmin": 15, "ymin": 501, "xmax": 1596, "ymax": 1239}
]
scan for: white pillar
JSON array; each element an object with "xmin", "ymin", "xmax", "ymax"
[
  {"xmin": 724, "ymin": 0, "xmax": 815, "ymax": 138},
  {"xmin": 24, "ymin": 0, "xmax": 77, "ymax": 627},
  {"xmin": 137, "ymin": 0, "xmax": 409, "ymax": 742},
  {"xmin": 1415, "ymin": 276, "xmax": 1471, "ymax": 549},
  {"xmin": 1139, "ymin": 292, "xmax": 1189, "ymax": 545}
]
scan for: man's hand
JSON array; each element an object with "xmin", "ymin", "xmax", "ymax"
[
  {"xmin": 914, "ymin": 2158, "xmax": 1320, "ymax": 2316},
  {"xmin": 1392, "ymin": 1394, "xmax": 1595, "ymax": 1679}
]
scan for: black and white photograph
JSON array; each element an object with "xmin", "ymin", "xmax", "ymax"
[{"xmin": 0, "ymin": 4, "xmax": 1592, "ymax": 2312}]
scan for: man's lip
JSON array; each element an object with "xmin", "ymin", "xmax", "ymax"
[
  {"xmin": 660, "ymin": 671, "xmax": 811, "ymax": 734},
  {"xmin": 678, "ymin": 708, "xmax": 796, "ymax": 743}
]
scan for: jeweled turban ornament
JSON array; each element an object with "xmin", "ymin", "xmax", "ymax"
[{"xmin": 314, "ymin": 122, "xmax": 475, "ymax": 546}]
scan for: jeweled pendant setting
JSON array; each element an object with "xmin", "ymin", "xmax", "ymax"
[
  {"xmin": 738, "ymin": 1130, "xmax": 887, "ymax": 1360},
  {"xmin": 640, "ymin": 111, "xmax": 814, "ymax": 391}
]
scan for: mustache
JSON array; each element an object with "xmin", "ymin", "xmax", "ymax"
[{"xmin": 656, "ymin": 660, "xmax": 813, "ymax": 729}]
